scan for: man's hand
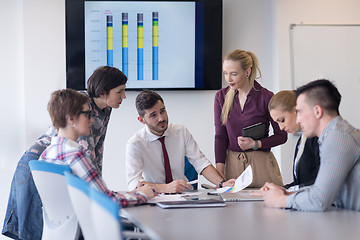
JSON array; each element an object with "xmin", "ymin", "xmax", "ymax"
[
  {"xmin": 222, "ymin": 179, "xmax": 236, "ymax": 187},
  {"xmin": 260, "ymin": 182, "xmax": 287, "ymax": 208},
  {"xmin": 237, "ymin": 136, "xmax": 256, "ymax": 150},
  {"xmin": 165, "ymin": 180, "xmax": 193, "ymax": 193}
]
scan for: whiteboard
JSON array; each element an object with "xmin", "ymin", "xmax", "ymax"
[{"xmin": 290, "ymin": 24, "xmax": 360, "ymax": 128}]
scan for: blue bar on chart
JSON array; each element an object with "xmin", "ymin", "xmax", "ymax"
[
  {"xmin": 122, "ymin": 13, "xmax": 128, "ymax": 77},
  {"xmin": 107, "ymin": 15, "xmax": 113, "ymax": 67},
  {"xmin": 152, "ymin": 12, "xmax": 159, "ymax": 80},
  {"xmin": 137, "ymin": 13, "xmax": 144, "ymax": 80}
]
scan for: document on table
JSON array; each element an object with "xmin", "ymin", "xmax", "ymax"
[
  {"xmin": 216, "ymin": 165, "xmax": 253, "ymax": 193},
  {"xmin": 156, "ymin": 199, "xmax": 226, "ymax": 209},
  {"xmin": 148, "ymin": 192, "xmax": 200, "ymax": 203}
]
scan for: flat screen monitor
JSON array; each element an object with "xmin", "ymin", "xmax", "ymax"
[{"xmin": 66, "ymin": 0, "xmax": 222, "ymax": 90}]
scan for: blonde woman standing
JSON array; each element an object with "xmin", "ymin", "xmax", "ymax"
[{"xmin": 214, "ymin": 49, "xmax": 287, "ymax": 187}]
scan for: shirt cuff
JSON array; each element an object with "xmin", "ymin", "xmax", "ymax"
[
  {"xmin": 135, "ymin": 191, "xmax": 148, "ymax": 201},
  {"xmin": 128, "ymin": 177, "xmax": 144, "ymax": 191},
  {"xmin": 197, "ymin": 160, "xmax": 212, "ymax": 175},
  {"xmin": 287, "ymin": 185, "xmax": 300, "ymax": 192},
  {"xmin": 286, "ymin": 193, "xmax": 295, "ymax": 209}
]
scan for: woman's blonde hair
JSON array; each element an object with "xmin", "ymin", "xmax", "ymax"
[
  {"xmin": 268, "ymin": 90, "xmax": 297, "ymax": 113},
  {"xmin": 221, "ymin": 50, "xmax": 262, "ymax": 125}
]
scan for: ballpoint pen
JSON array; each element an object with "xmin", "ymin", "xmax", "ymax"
[{"xmin": 187, "ymin": 179, "xmax": 199, "ymax": 185}]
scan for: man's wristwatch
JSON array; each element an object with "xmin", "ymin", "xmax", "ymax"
[
  {"xmin": 252, "ymin": 140, "xmax": 259, "ymax": 151},
  {"xmin": 219, "ymin": 180, "xmax": 226, "ymax": 188}
]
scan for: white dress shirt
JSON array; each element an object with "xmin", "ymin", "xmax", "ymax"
[{"xmin": 126, "ymin": 123, "xmax": 211, "ymax": 190}]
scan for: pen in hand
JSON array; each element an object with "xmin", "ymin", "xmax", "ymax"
[{"xmin": 187, "ymin": 180, "xmax": 199, "ymax": 185}]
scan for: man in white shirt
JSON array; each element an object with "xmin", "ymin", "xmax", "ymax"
[{"xmin": 126, "ymin": 90, "xmax": 235, "ymax": 193}]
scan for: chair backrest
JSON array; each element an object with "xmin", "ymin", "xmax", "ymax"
[
  {"xmin": 65, "ymin": 172, "xmax": 97, "ymax": 240},
  {"xmin": 29, "ymin": 160, "xmax": 74, "ymax": 225},
  {"xmin": 90, "ymin": 187, "xmax": 123, "ymax": 240},
  {"xmin": 184, "ymin": 156, "xmax": 198, "ymax": 189}
]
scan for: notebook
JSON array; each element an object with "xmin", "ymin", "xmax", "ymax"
[
  {"xmin": 220, "ymin": 190, "xmax": 263, "ymax": 202},
  {"xmin": 242, "ymin": 122, "xmax": 266, "ymax": 140},
  {"xmin": 156, "ymin": 199, "xmax": 226, "ymax": 209}
]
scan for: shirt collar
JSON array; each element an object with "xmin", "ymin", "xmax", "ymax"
[
  {"xmin": 318, "ymin": 115, "xmax": 342, "ymax": 144},
  {"xmin": 51, "ymin": 136, "xmax": 83, "ymax": 150},
  {"xmin": 145, "ymin": 125, "xmax": 170, "ymax": 142},
  {"xmin": 234, "ymin": 80, "xmax": 262, "ymax": 97}
]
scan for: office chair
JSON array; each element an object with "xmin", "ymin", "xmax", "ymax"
[
  {"xmin": 29, "ymin": 160, "xmax": 80, "ymax": 240},
  {"xmin": 64, "ymin": 172, "xmax": 97, "ymax": 240},
  {"xmin": 65, "ymin": 172, "xmax": 149, "ymax": 240},
  {"xmin": 90, "ymin": 186, "xmax": 150, "ymax": 240},
  {"xmin": 185, "ymin": 156, "xmax": 198, "ymax": 189}
]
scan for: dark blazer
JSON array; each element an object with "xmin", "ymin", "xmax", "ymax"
[{"xmin": 284, "ymin": 136, "xmax": 320, "ymax": 189}]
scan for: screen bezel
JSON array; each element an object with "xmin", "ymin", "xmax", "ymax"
[{"xmin": 65, "ymin": 0, "xmax": 222, "ymax": 91}]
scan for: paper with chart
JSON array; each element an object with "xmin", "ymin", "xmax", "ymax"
[
  {"xmin": 147, "ymin": 192, "xmax": 200, "ymax": 203},
  {"xmin": 216, "ymin": 165, "xmax": 253, "ymax": 193}
]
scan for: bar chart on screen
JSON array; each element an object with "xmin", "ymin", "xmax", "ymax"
[
  {"xmin": 86, "ymin": 10, "xmax": 160, "ymax": 81},
  {"xmin": 84, "ymin": 1, "xmax": 196, "ymax": 89}
]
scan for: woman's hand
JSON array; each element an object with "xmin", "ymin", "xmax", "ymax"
[
  {"xmin": 137, "ymin": 184, "xmax": 155, "ymax": 200},
  {"xmin": 237, "ymin": 136, "xmax": 256, "ymax": 150}
]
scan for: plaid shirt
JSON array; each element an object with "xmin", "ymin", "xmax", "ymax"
[{"xmin": 39, "ymin": 137, "xmax": 147, "ymax": 208}]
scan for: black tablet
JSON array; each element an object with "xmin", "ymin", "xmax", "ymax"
[{"xmin": 242, "ymin": 122, "xmax": 266, "ymax": 140}]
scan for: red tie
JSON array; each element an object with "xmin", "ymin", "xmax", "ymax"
[{"xmin": 158, "ymin": 136, "xmax": 173, "ymax": 183}]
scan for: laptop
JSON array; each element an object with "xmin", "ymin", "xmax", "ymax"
[
  {"xmin": 156, "ymin": 199, "xmax": 226, "ymax": 209},
  {"xmin": 220, "ymin": 190, "xmax": 263, "ymax": 202}
]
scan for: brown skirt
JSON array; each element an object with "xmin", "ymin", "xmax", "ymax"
[{"xmin": 225, "ymin": 150, "xmax": 283, "ymax": 188}]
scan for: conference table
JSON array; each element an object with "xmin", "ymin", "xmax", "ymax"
[{"xmin": 121, "ymin": 191, "xmax": 360, "ymax": 240}]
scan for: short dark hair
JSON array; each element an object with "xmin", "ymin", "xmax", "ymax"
[
  {"xmin": 135, "ymin": 90, "xmax": 164, "ymax": 117},
  {"xmin": 87, "ymin": 66, "xmax": 127, "ymax": 98},
  {"xmin": 295, "ymin": 79, "xmax": 341, "ymax": 114},
  {"xmin": 48, "ymin": 89, "xmax": 90, "ymax": 129}
]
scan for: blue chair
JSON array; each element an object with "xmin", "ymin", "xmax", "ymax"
[
  {"xmin": 90, "ymin": 187, "xmax": 123, "ymax": 239},
  {"xmin": 65, "ymin": 172, "xmax": 97, "ymax": 240},
  {"xmin": 65, "ymin": 172, "xmax": 149, "ymax": 240},
  {"xmin": 29, "ymin": 160, "xmax": 80, "ymax": 240},
  {"xmin": 184, "ymin": 156, "xmax": 198, "ymax": 189},
  {"xmin": 90, "ymin": 187, "xmax": 150, "ymax": 240}
]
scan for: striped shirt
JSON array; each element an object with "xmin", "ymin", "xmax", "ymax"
[
  {"xmin": 39, "ymin": 137, "xmax": 147, "ymax": 208},
  {"xmin": 286, "ymin": 116, "xmax": 360, "ymax": 211}
]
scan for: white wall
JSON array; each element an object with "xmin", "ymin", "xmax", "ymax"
[
  {"xmin": 2, "ymin": 1, "xmax": 360, "ymax": 238},
  {"xmin": 23, "ymin": 0, "xmax": 66, "ymax": 144},
  {"xmin": 0, "ymin": 1, "xmax": 25, "ymax": 238},
  {"xmin": 0, "ymin": 1, "xmax": 25, "ymax": 167},
  {"xmin": 0, "ymin": 0, "xmax": 65, "ymax": 238}
]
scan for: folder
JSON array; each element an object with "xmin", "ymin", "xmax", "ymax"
[
  {"xmin": 220, "ymin": 190, "xmax": 263, "ymax": 202},
  {"xmin": 242, "ymin": 122, "xmax": 266, "ymax": 140}
]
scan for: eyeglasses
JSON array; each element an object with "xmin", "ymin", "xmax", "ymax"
[{"xmin": 78, "ymin": 110, "xmax": 92, "ymax": 119}]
